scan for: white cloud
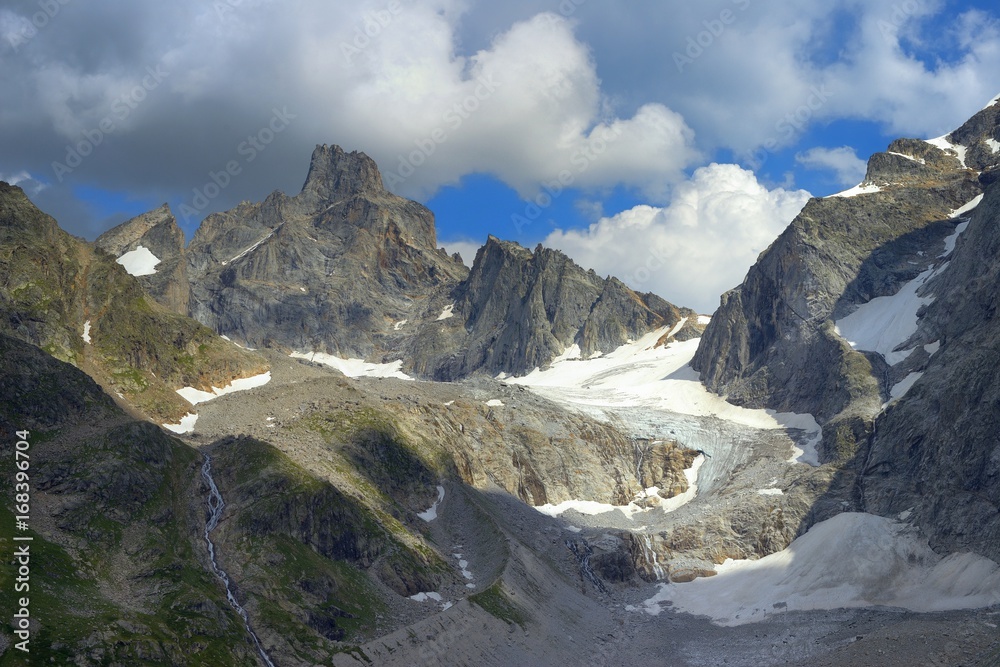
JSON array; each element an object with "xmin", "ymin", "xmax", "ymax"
[
  {"xmin": 0, "ymin": 171, "xmax": 46, "ymax": 196},
  {"xmin": 439, "ymin": 238, "xmax": 483, "ymax": 267},
  {"xmin": 795, "ymin": 146, "xmax": 868, "ymax": 186},
  {"xmin": 542, "ymin": 163, "xmax": 812, "ymax": 312},
  {"xmin": 300, "ymin": 10, "xmax": 700, "ymax": 202}
]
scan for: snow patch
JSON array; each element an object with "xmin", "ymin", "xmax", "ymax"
[
  {"xmin": 436, "ymin": 304, "xmax": 455, "ymax": 321},
  {"xmin": 417, "ymin": 486, "xmax": 445, "ymax": 522},
  {"xmin": 834, "ymin": 269, "xmax": 935, "ymax": 366},
  {"xmin": 828, "ymin": 182, "xmax": 882, "ymax": 198},
  {"xmin": 925, "ymin": 135, "xmax": 968, "ymax": 169},
  {"xmin": 924, "ymin": 341, "xmax": 941, "ymax": 355},
  {"xmin": 116, "ymin": 245, "xmax": 160, "ymax": 276},
  {"xmin": 222, "ymin": 228, "xmax": 277, "ymax": 265},
  {"xmin": 485, "ymin": 399, "xmax": 504, "ymax": 407},
  {"xmin": 82, "ymin": 320, "xmax": 92, "ymax": 344},
  {"xmin": 409, "ymin": 592, "xmax": 443, "ymax": 602},
  {"xmin": 697, "ymin": 315, "xmax": 712, "ymax": 325},
  {"xmin": 951, "ymin": 194, "xmax": 984, "ymax": 219},
  {"xmin": 757, "ymin": 488, "xmax": 784, "ymax": 496},
  {"xmin": 291, "ymin": 352, "xmax": 413, "ymax": 380},
  {"xmin": 551, "ymin": 343, "xmax": 582, "ymax": 364},
  {"xmin": 631, "ymin": 513, "xmax": 1000, "ymax": 625},
  {"xmin": 889, "ymin": 372, "xmax": 923, "ymax": 403},
  {"xmin": 176, "ymin": 372, "xmax": 272, "ymax": 405},
  {"xmin": 988, "ymin": 139, "xmax": 1000, "ymax": 154},
  {"xmin": 507, "ymin": 330, "xmax": 822, "ymax": 466},
  {"xmin": 887, "ymin": 151, "xmax": 925, "ymax": 165},
  {"xmin": 535, "ymin": 455, "xmax": 705, "ymax": 519},
  {"xmin": 393, "ymin": 319, "xmax": 408, "ymax": 331},
  {"xmin": 162, "ymin": 413, "xmax": 198, "ymax": 434},
  {"xmin": 666, "ymin": 317, "xmax": 688, "ymax": 339}
]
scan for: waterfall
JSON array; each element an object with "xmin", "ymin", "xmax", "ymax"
[
  {"xmin": 642, "ymin": 534, "xmax": 665, "ymax": 580},
  {"xmin": 202, "ymin": 455, "xmax": 277, "ymax": 667}
]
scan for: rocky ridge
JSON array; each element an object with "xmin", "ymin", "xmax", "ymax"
[
  {"xmin": 693, "ymin": 99, "xmax": 1000, "ymax": 558},
  {"xmin": 100, "ymin": 144, "xmax": 697, "ymax": 381},
  {"xmin": 0, "ymin": 183, "xmax": 266, "ymax": 422}
]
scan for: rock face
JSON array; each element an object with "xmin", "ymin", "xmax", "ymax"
[
  {"xmin": 0, "ymin": 182, "xmax": 266, "ymax": 422},
  {"xmin": 95, "ymin": 203, "xmax": 189, "ymax": 314},
  {"xmin": 181, "ymin": 144, "xmax": 468, "ymax": 358},
  {"xmin": 99, "ymin": 144, "xmax": 695, "ymax": 380},
  {"xmin": 859, "ymin": 175, "xmax": 1000, "ymax": 561},
  {"xmin": 407, "ymin": 236, "xmax": 697, "ymax": 380},
  {"xmin": 691, "ymin": 99, "xmax": 1000, "ymax": 558},
  {"xmin": 691, "ymin": 115, "xmax": 986, "ymax": 461}
]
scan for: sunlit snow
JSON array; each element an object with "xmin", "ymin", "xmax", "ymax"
[
  {"xmin": 887, "ymin": 151, "xmax": 925, "ymax": 165},
  {"xmin": 176, "ymin": 372, "xmax": 272, "ymax": 405},
  {"xmin": 925, "ymin": 135, "xmax": 969, "ymax": 169},
  {"xmin": 827, "ymin": 182, "xmax": 882, "ymax": 198},
  {"xmin": 162, "ymin": 412, "xmax": 198, "ymax": 434},
  {"xmin": 506, "ymin": 328, "xmax": 822, "ymax": 465},
  {"xmin": 436, "ymin": 304, "xmax": 455, "ymax": 321},
  {"xmin": 290, "ymin": 352, "xmax": 413, "ymax": 380},
  {"xmin": 631, "ymin": 513, "xmax": 1000, "ymax": 625},
  {"xmin": 82, "ymin": 320, "xmax": 92, "ymax": 344},
  {"xmin": 534, "ymin": 454, "xmax": 706, "ymax": 519},
  {"xmin": 116, "ymin": 245, "xmax": 161, "ymax": 276},
  {"xmin": 417, "ymin": 486, "xmax": 445, "ymax": 522}
]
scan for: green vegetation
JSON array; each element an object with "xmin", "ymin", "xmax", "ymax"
[{"xmin": 469, "ymin": 582, "xmax": 529, "ymax": 628}]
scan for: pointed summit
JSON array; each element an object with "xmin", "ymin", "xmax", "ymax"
[{"xmin": 300, "ymin": 144, "xmax": 384, "ymax": 203}]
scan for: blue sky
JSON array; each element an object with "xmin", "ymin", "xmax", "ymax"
[{"xmin": 2, "ymin": 0, "xmax": 999, "ymax": 311}]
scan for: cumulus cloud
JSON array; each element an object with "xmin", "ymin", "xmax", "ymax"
[
  {"xmin": 542, "ymin": 164, "xmax": 812, "ymax": 312},
  {"xmin": 795, "ymin": 146, "xmax": 868, "ymax": 186}
]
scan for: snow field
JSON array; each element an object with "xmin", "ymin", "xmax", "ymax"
[
  {"xmin": 631, "ymin": 512, "xmax": 1000, "ymax": 625},
  {"xmin": 117, "ymin": 245, "xmax": 161, "ymax": 276},
  {"xmin": 506, "ymin": 328, "xmax": 822, "ymax": 465},
  {"xmin": 290, "ymin": 351, "xmax": 413, "ymax": 380},
  {"xmin": 176, "ymin": 372, "xmax": 272, "ymax": 405}
]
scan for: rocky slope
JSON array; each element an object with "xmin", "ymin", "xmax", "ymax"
[
  {"xmin": 0, "ymin": 183, "xmax": 266, "ymax": 422},
  {"xmin": 692, "ymin": 100, "xmax": 1000, "ymax": 557},
  {"xmin": 95, "ymin": 203, "xmax": 190, "ymax": 315},
  {"xmin": 692, "ymin": 112, "xmax": 990, "ymax": 459},
  {"xmin": 859, "ymin": 173, "xmax": 1000, "ymax": 561},
  {"xmin": 98, "ymin": 145, "xmax": 696, "ymax": 381},
  {"xmin": 183, "ymin": 145, "xmax": 468, "ymax": 360}
]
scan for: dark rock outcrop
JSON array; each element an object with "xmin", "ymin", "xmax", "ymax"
[
  {"xmin": 691, "ymin": 114, "xmax": 988, "ymax": 469},
  {"xmin": 412, "ymin": 236, "xmax": 696, "ymax": 380},
  {"xmin": 859, "ymin": 177, "xmax": 1000, "ymax": 561},
  {"xmin": 95, "ymin": 203, "xmax": 190, "ymax": 314},
  {"xmin": 0, "ymin": 182, "xmax": 266, "ymax": 422},
  {"xmin": 183, "ymin": 145, "xmax": 469, "ymax": 357}
]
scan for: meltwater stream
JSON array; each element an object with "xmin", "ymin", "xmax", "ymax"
[{"xmin": 202, "ymin": 455, "xmax": 277, "ymax": 667}]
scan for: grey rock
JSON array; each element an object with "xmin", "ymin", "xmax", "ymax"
[
  {"xmin": 859, "ymin": 178, "xmax": 1000, "ymax": 560},
  {"xmin": 95, "ymin": 203, "xmax": 189, "ymax": 314}
]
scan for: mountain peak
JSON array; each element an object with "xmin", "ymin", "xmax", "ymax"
[{"xmin": 300, "ymin": 144, "xmax": 384, "ymax": 202}]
